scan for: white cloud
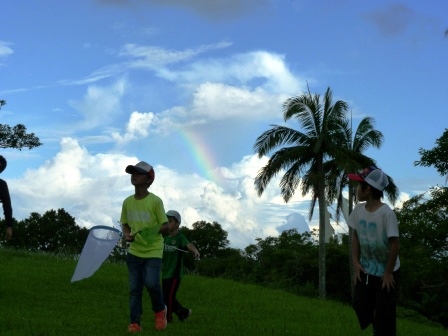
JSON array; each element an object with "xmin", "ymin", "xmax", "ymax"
[
  {"xmin": 160, "ymin": 51, "xmax": 302, "ymax": 93},
  {"xmin": 10, "ymin": 138, "xmax": 134, "ymax": 229},
  {"xmin": 395, "ymin": 191, "xmax": 411, "ymax": 209},
  {"xmin": 110, "ymin": 106, "xmax": 194, "ymax": 145},
  {"xmin": 9, "ymin": 138, "xmax": 314, "ymax": 248},
  {"xmin": 69, "ymin": 79, "xmax": 126, "ymax": 129},
  {"xmin": 0, "ymin": 41, "xmax": 13, "ymax": 58},
  {"xmin": 163, "ymin": 51, "xmax": 304, "ymax": 120},
  {"xmin": 191, "ymin": 83, "xmax": 285, "ymax": 120},
  {"xmin": 108, "ymin": 50, "xmax": 304, "ymax": 144},
  {"xmin": 119, "ymin": 42, "xmax": 232, "ymax": 69},
  {"xmin": 111, "ymin": 111, "xmax": 156, "ymax": 143}
]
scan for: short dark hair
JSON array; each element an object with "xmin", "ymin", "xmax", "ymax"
[{"xmin": 359, "ymin": 181, "xmax": 384, "ymax": 199}]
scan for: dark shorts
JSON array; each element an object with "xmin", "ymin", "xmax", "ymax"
[{"xmin": 352, "ymin": 269, "xmax": 400, "ymax": 336}]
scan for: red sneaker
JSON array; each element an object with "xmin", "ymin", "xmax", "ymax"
[
  {"xmin": 128, "ymin": 323, "xmax": 142, "ymax": 333},
  {"xmin": 155, "ymin": 306, "xmax": 167, "ymax": 330}
]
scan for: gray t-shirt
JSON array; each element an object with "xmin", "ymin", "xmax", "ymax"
[{"xmin": 348, "ymin": 203, "xmax": 400, "ymax": 276}]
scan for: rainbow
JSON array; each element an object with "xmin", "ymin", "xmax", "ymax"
[{"xmin": 178, "ymin": 129, "xmax": 222, "ymax": 184}]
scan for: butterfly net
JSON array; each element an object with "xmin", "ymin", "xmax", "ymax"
[{"xmin": 71, "ymin": 225, "xmax": 121, "ymax": 282}]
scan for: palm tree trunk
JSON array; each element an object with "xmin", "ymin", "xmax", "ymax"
[{"xmin": 317, "ymin": 161, "xmax": 327, "ymax": 299}]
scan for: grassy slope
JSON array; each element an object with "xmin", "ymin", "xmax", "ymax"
[{"xmin": 0, "ymin": 249, "xmax": 446, "ymax": 336}]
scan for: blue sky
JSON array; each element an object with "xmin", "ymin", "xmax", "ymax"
[{"xmin": 1, "ymin": 0, "xmax": 447, "ymax": 248}]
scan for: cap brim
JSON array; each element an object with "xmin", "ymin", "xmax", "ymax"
[
  {"xmin": 347, "ymin": 173, "xmax": 364, "ymax": 182},
  {"xmin": 125, "ymin": 165, "xmax": 148, "ymax": 174}
]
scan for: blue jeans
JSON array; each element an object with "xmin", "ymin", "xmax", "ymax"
[{"xmin": 127, "ymin": 253, "xmax": 165, "ymax": 324}]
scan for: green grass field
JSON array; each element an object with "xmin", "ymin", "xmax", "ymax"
[{"xmin": 0, "ymin": 249, "xmax": 446, "ymax": 336}]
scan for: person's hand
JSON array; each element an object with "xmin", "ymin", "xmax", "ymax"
[
  {"xmin": 353, "ymin": 262, "xmax": 365, "ymax": 284},
  {"xmin": 6, "ymin": 227, "xmax": 12, "ymax": 240},
  {"xmin": 124, "ymin": 233, "xmax": 135, "ymax": 242},
  {"xmin": 381, "ymin": 272, "xmax": 395, "ymax": 292},
  {"xmin": 194, "ymin": 251, "xmax": 200, "ymax": 259}
]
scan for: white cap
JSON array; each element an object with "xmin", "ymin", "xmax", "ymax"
[
  {"xmin": 166, "ymin": 210, "xmax": 181, "ymax": 224},
  {"xmin": 347, "ymin": 166, "xmax": 389, "ymax": 191},
  {"xmin": 125, "ymin": 161, "xmax": 155, "ymax": 184}
]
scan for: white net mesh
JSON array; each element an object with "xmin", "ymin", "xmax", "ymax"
[{"xmin": 71, "ymin": 226, "xmax": 121, "ymax": 282}]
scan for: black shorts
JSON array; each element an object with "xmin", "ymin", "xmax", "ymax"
[{"xmin": 352, "ymin": 269, "xmax": 400, "ymax": 336}]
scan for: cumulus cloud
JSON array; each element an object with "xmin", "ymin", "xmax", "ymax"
[
  {"xmin": 277, "ymin": 212, "xmax": 311, "ymax": 234},
  {"xmin": 109, "ymin": 50, "xmax": 304, "ymax": 144},
  {"xmin": 10, "ymin": 138, "xmax": 133, "ymax": 229},
  {"xmin": 9, "ymin": 138, "xmax": 315, "ymax": 248},
  {"xmin": 110, "ymin": 106, "xmax": 194, "ymax": 144},
  {"xmin": 161, "ymin": 51, "xmax": 302, "ymax": 93},
  {"xmin": 164, "ymin": 51, "xmax": 304, "ymax": 120},
  {"xmin": 111, "ymin": 111, "xmax": 156, "ymax": 143},
  {"xmin": 190, "ymin": 83, "xmax": 285, "ymax": 120}
]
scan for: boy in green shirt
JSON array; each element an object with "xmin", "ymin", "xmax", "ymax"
[
  {"xmin": 162, "ymin": 210, "xmax": 200, "ymax": 323},
  {"xmin": 120, "ymin": 161, "xmax": 170, "ymax": 333}
]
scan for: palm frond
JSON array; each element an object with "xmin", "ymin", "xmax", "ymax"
[
  {"xmin": 253, "ymin": 125, "xmax": 307, "ymax": 157},
  {"xmin": 353, "ymin": 117, "xmax": 384, "ymax": 152},
  {"xmin": 254, "ymin": 146, "xmax": 313, "ymax": 196},
  {"xmin": 384, "ymin": 174, "xmax": 399, "ymax": 205},
  {"xmin": 279, "ymin": 162, "xmax": 303, "ymax": 202},
  {"xmin": 283, "ymin": 92, "xmax": 321, "ymax": 137}
]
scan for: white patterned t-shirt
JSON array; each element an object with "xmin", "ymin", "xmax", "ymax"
[{"xmin": 348, "ymin": 203, "xmax": 400, "ymax": 276}]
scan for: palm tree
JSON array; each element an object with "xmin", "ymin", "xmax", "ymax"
[
  {"xmin": 325, "ymin": 116, "xmax": 399, "ymax": 296},
  {"xmin": 254, "ymin": 87, "xmax": 356, "ymax": 299},
  {"xmin": 333, "ymin": 117, "xmax": 399, "ymax": 213}
]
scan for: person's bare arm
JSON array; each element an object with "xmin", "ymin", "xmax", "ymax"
[
  {"xmin": 382, "ymin": 237, "xmax": 400, "ymax": 291},
  {"xmin": 187, "ymin": 243, "xmax": 200, "ymax": 258},
  {"xmin": 122, "ymin": 223, "xmax": 134, "ymax": 242},
  {"xmin": 158, "ymin": 222, "xmax": 169, "ymax": 235},
  {"xmin": 352, "ymin": 230, "xmax": 365, "ymax": 284}
]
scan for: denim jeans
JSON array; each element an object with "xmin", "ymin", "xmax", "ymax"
[{"xmin": 127, "ymin": 253, "xmax": 165, "ymax": 324}]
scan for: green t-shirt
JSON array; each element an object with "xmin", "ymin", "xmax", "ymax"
[
  {"xmin": 120, "ymin": 193, "xmax": 168, "ymax": 258},
  {"xmin": 162, "ymin": 232, "xmax": 189, "ymax": 279}
]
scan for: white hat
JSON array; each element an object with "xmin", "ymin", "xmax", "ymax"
[
  {"xmin": 347, "ymin": 166, "xmax": 389, "ymax": 191},
  {"xmin": 166, "ymin": 210, "xmax": 181, "ymax": 224},
  {"xmin": 125, "ymin": 161, "xmax": 155, "ymax": 184}
]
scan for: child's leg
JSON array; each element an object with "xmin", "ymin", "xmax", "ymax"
[
  {"xmin": 127, "ymin": 254, "xmax": 145, "ymax": 324},
  {"xmin": 162, "ymin": 278, "xmax": 176, "ymax": 322},
  {"xmin": 166, "ymin": 278, "xmax": 183, "ymax": 318},
  {"xmin": 352, "ymin": 272, "xmax": 375, "ymax": 330},
  {"xmin": 170, "ymin": 278, "xmax": 191, "ymax": 321},
  {"xmin": 142, "ymin": 258, "xmax": 165, "ymax": 313},
  {"xmin": 374, "ymin": 270, "xmax": 400, "ymax": 336}
]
